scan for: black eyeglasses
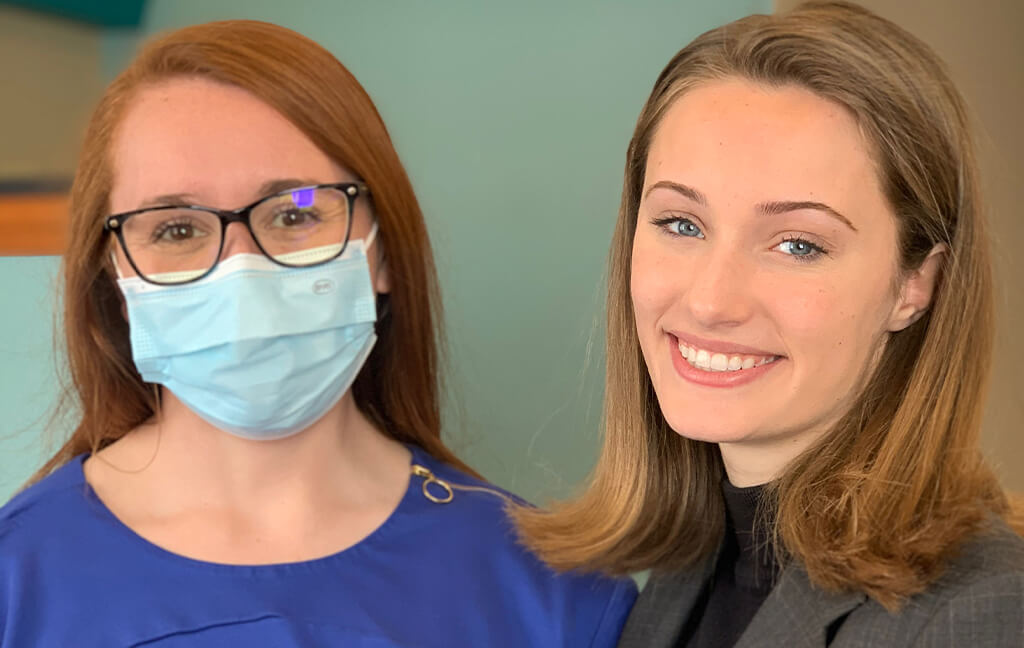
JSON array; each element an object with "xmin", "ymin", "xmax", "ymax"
[{"xmin": 104, "ymin": 182, "xmax": 369, "ymax": 285}]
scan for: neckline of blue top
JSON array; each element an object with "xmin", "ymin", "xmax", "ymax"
[{"xmin": 73, "ymin": 442, "xmax": 469, "ymax": 576}]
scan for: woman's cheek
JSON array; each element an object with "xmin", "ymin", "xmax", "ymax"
[
  {"xmin": 766, "ymin": 276, "xmax": 843, "ymax": 339},
  {"xmin": 630, "ymin": 244, "xmax": 680, "ymax": 322}
]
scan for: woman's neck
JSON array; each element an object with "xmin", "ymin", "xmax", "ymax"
[
  {"xmin": 718, "ymin": 422, "xmax": 829, "ymax": 487},
  {"xmin": 84, "ymin": 388, "xmax": 412, "ymax": 564}
]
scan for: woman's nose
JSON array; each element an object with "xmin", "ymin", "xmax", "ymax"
[
  {"xmin": 683, "ymin": 246, "xmax": 755, "ymax": 329},
  {"xmin": 220, "ymin": 221, "xmax": 262, "ymax": 259}
]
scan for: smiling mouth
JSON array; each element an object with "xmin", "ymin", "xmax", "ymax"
[{"xmin": 677, "ymin": 340, "xmax": 780, "ymax": 373}]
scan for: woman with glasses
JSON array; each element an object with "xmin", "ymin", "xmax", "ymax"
[
  {"xmin": 515, "ymin": 2, "xmax": 1023, "ymax": 646},
  {"xmin": 0, "ymin": 20, "xmax": 635, "ymax": 647}
]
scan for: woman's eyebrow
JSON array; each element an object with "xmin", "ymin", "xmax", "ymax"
[
  {"xmin": 137, "ymin": 193, "xmax": 198, "ymax": 209},
  {"xmin": 135, "ymin": 178, "xmax": 323, "ymax": 210},
  {"xmin": 256, "ymin": 178, "xmax": 324, "ymax": 196},
  {"xmin": 757, "ymin": 200, "xmax": 858, "ymax": 232},
  {"xmin": 643, "ymin": 180, "xmax": 707, "ymax": 206},
  {"xmin": 643, "ymin": 180, "xmax": 857, "ymax": 233}
]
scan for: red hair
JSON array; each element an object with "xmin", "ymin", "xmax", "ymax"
[{"xmin": 35, "ymin": 20, "xmax": 474, "ymax": 479}]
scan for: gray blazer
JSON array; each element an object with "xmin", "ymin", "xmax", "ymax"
[{"xmin": 617, "ymin": 519, "xmax": 1024, "ymax": 647}]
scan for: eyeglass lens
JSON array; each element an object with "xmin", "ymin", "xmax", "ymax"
[{"xmin": 119, "ymin": 186, "xmax": 351, "ymax": 284}]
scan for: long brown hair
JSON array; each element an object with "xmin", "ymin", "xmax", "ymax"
[
  {"xmin": 516, "ymin": 0, "xmax": 1010, "ymax": 610},
  {"xmin": 34, "ymin": 20, "xmax": 474, "ymax": 479}
]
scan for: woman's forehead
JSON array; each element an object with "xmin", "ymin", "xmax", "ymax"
[
  {"xmin": 644, "ymin": 79, "xmax": 879, "ymax": 211},
  {"xmin": 109, "ymin": 78, "xmax": 342, "ymax": 213}
]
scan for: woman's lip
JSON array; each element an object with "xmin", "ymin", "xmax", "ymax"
[
  {"xmin": 670, "ymin": 332, "xmax": 781, "ymax": 358},
  {"xmin": 670, "ymin": 338, "xmax": 783, "ymax": 388}
]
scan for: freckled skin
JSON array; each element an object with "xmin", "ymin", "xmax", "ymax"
[{"xmin": 630, "ymin": 79, "xmax": 928, "ymax": 483}]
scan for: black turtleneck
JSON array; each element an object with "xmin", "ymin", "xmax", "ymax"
[{"xmin": 676, "ymin": 480, "xmax": 779, "ymax": 648}]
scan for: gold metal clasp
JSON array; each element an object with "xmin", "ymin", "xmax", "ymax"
[{"xmin": 411, "ymin": 464, "xmax": 454, "ymax": 504}]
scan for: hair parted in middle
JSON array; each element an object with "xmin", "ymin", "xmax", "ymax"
[
  {"xmin": 35, "ymin": 19, "xmax": 477, "ymax": 485},
  {"xmin": 514, "ymin": 1, "xmax": 1010, "ymax": 610}
]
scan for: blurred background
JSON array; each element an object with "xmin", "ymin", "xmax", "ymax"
[{"xmin": 1, "ymin": 0, "xmax": 1020, "ymax": 502}]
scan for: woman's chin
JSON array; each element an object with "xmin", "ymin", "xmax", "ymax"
[{"xmin": 664, "ymin": 419, "xmax": 758, "ymax": 445}]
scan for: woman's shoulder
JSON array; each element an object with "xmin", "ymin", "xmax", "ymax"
[
  {"xmin": 920, "ymin": 516, "xmax": 1024, "ymax": 611},
  {"xmin": 0, "ymin": 457, "xmax": 89, "ymax": 547},
  {"xmin": 0, "ymin": 458, "xmax": 95, "ymax": 623},
  {"xmin": 948, "ymin": 516, "xmax": 1024, "ymax": 575},
  {"xmin": 842, "ymin": 518, "xmax": 1024, "ymax": 646},
  {"xmin": 405, "ymin": 444, "xmax": 535, "ymax": 530},
  {"xmin": 408, "ymin": 446, "xmax": 638, "ymax": 646},
  {"xmin": 918, "ymin": 517, "xmax": 1024, "ymax": 606},
  {"xmin": 411, "ymin": 444, "xmax": 619, "ymax": 562},
  {"xmin": 0, "ymin": 458, "xmax": 96, "ymax": 587}
]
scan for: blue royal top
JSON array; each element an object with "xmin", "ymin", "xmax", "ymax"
[{"xmin": 0, "ymin": 444, "xmax": 636, "ymax": 647}]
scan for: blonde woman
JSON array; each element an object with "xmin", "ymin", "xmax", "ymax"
[{"xmin": 516, "ymin": 2, "xmax": 1024, "ymax": 646}]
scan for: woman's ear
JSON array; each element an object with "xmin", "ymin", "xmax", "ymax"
[{"xmin": 888, "ymin": 243, "xmax": 945, "ymax": 332}]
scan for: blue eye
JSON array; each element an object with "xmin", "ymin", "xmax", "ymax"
[
  {"xmin": 673, "ymin": 220, "xmax": 704, "ymax": 238},
  {"xmin": 652, "ymin": 217, "xmax": 704, "ymax": 239},
  {"xmin": 777, "ymin": 237, "xmax": 826, "ymax": 260}
]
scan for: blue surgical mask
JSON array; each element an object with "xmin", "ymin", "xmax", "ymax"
[{"xmin": 117, "ymin": 227, "xmax": 379, "ymax": 440}]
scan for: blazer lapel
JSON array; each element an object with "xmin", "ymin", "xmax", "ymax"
[
  {"xmin": 734, "ymin": 563, "xmax": 866, "ymax": 648},
  {"xmin": 617, "ymin": 556, "xmax": 717, "ymax": 648}
]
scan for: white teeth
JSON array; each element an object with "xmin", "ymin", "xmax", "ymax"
[
  {"xmin": 677, "ymin": 340, "xmax": 777, "ymax": 373},
  {"xmin": 695, "ymin": 349, "xmax": 711, "ymax": 369}
]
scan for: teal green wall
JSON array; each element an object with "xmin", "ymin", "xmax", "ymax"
[
  {"xmin": 0, "ymin": 257, "xmax": 63, "ymax": 497},
  {"xmin": 2, "ymin": 0, "xmax": 770, "ymax": 503}
]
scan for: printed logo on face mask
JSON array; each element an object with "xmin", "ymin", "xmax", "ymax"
[{"xmin": 313, "ymin": 279, "xmax": 335, "ymax": 295}]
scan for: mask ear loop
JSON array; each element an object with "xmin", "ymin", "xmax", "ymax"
[
  {"xmin": 363, "ymin": 222, "xmax": 379, "ymax": 251},
  {"xmin": 111, "ymin": 251, "xmax": 125, "ymax": 280}
]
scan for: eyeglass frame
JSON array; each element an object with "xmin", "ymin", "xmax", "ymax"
[{"xmin": 103, "ymin": 181, "xmax": 370, "ymax": 286}]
